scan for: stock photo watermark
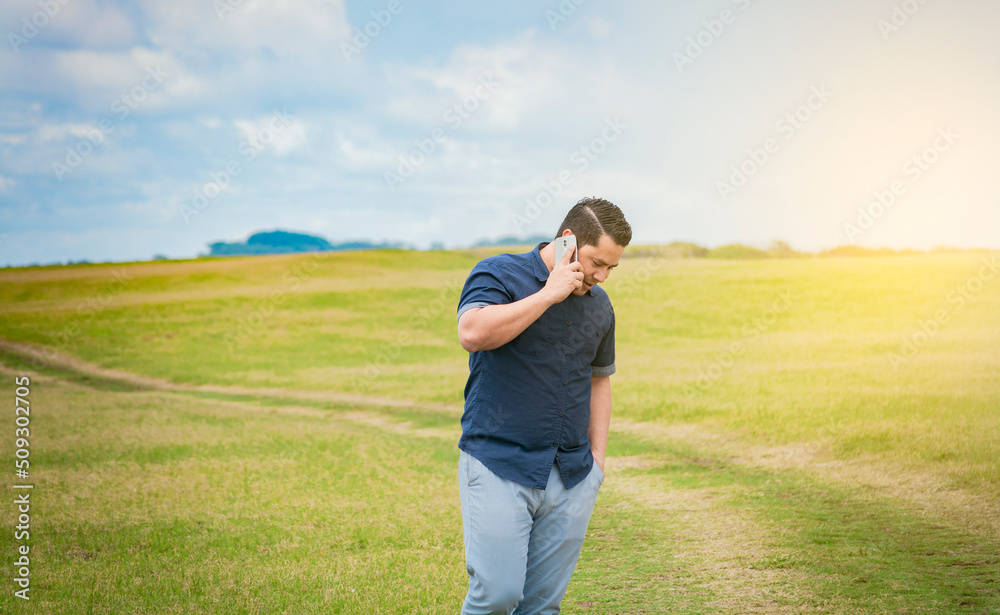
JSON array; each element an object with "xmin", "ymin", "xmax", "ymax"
[
  {"xmin": 340, "ymin": 0, "xmax": 404, "ymax": 61},
  {"xmin": 42, "ymin": 269, "xmax": 134, "ymax": 358},
  {"xmin": 545, "ymin": 0, "xmax": 591, "ymax": 31},
  {"xmin": 717, "ymin": 85, "xmax": 832, "ymax": 202},
  {"xmin": 685, "ymin": 289, "xmax": 796, "ymax": 397},
  {"xmin": 351, "ymin": 274, "xmax": 467, "ymax": 391},
  {"xmin": 877, "ymin": 0, "xmax": 932, "ymax": 41},
  {"xmin": 224, "ymin": 251, "xmax": 327, "ymax": 353},
  {"xmin": 177, "ymin": 108, "xmax": 295, "ymax": 223},
  {"xmin": 383, "ymin": 74, "xmax": 501, "ymax": 192},
  {"xmin": 7, "ymin": 0, "xmax": 71, "ymax": 53},
  {"xmin": 673, "ymin": 0, "xmax": 754, "ymax": 73},
  {"xmin": 462, "ymin": 403, "xmax": 513, "ymax": 458},
  {"xmin": 1, "ymin": 268, "xmax": 133, "ymax": 378},
  {"xmin": 889, "ymin": 255, "xmax": 998, "ymax": 370},
  {"xmin": 13, "ymin": 375, "xmax": 33, "ymax": 601},
  {"xmin": 609, "ymin": 246, "xmax": 669, "ymax": 300},
  {"xmin": 843, "ymin": 127, "xmax": 958, "ymax": 242},
  {"xmin": 511, "ymin": 116, "xmax": 627, "ymax": 234},
  {"xmin": 51, "ymin": 65, "xmax": 168, "ymax": 182}
]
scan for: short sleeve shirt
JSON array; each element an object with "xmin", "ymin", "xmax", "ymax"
[{"xmin": 456, "ymin": 242, "xmax": 616, "ymax": 490}]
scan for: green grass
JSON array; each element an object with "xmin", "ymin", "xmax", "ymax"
[
  {"xmin": 0, "ymin": 382, "xmax": 469, "ymax": 614},
  {"xmin": 1, "ymin": 248, "xmax": 999, "ymax": 613}
]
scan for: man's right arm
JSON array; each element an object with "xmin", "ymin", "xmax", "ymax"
[
  {"xmin": 458, "ymin": 292, "xmax": 553, "ymax": 353},
  {"xmin": 458, "ymin": 246, "xmax": 583, "ymax": 353}
]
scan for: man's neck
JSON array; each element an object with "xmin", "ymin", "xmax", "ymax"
[{"xmin": 539, "ymin": 241, "xmax": 555, "ymax": 273}]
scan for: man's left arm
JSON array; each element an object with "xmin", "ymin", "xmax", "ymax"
[{"xmin": 588, "ymin": 375, "xmax": 612, "ymax": 473}]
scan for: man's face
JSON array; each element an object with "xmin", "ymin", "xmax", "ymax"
[{"xmin": 573, "ymin": 233, "xmax": 625, "ymax": 296}]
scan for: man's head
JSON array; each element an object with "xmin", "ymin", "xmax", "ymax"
[{"xmin": 556, "ymin": 197, "xmax": 631, "ymax": 295}]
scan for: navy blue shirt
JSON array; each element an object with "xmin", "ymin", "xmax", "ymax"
[{"xmin": 457, "ymin": 242, "xmax": 616, "ymax": 490}]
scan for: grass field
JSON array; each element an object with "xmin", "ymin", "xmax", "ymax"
[{"xmin": 1, "ymin": 247, "xmax": 998, "ymax": 614}]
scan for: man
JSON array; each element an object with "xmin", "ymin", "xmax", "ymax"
[{"xmin": 455, "ymin": 197, "xmax": 631, "ymax": 614}]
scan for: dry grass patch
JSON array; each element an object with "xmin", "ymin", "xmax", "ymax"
[
  {"xmin": 598, "ymin": 467, "xmax": 828, "ymax": 614},
  {"xmin": 339, "ymin": 410, "xmax": 459, "ymax": 440},
  {"xmin": 613, "ymin": 418, "xmax": 1000, "ymax": 541}
]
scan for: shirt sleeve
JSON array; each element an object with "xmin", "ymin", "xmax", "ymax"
[
  {"xmin": 591, "ymin": 308, "xmax": 616, "ymax": 377},
  {"xmin": 457, "ymin": 260, "xmax": 513, "ymax": 323}
]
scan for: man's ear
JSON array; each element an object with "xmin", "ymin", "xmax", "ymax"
[{"xmin": 561, "ymin": 228, "xmax": 574, "ymax": 237}]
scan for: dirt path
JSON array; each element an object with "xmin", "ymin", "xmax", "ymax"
[
  {"xmin": 4, "ymin": 336, "xmax": 996, "ymax": 541},
  {"xmin": 0, "ymin": 338, "xmax": 462, "ymax": 415},
  {"xmin": 7, "ymin": 336, "xmax": 998, "ymax": 612},
  {"xmin": 613, "ymin": 418, "xmax": 1000, "ymax": 541}
]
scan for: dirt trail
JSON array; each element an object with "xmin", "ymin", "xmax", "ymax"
[
  {"xmin": 613, "ymin": 418, "xmax": 1000, "ymax": 541},
  {"xmin": 6, "ymin": 337, "xmax": 998, "ymax": 611},
  {"xmin": 4, "ymin": 337, "xmax": 996, "ymax": 541},
  {"xmin": 0, "ymin": 338, "xmax": 462, "ymax": 415}
]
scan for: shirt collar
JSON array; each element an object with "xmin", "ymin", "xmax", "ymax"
[
  {"xmin": 531, "ymin": 242, "xmax": 550, "ymax": 282},
  {"xmin": 531, "ymin": 242, "xmax": 593, "ymax": 296}
]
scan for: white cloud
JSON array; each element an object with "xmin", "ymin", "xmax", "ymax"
[
  {"xmin": 48, "ymin": 47, "xmax": 205, "ymax": 113},
  {"xmin": 139, "ymin": 0, "xmax": 351, "ymax": 55},
  {"xmin": 587, "ymin": 17, "xmax": 614, "ymax": 39},
  {"xmin": 36, "ymin": 122, "xmax": 104, "ymax": 142},
  {"xmin": 0, "ymin": 134, "xmax": 28, "ymax": 146},
  {"xmin": 0, "ymin": 102, "xmax": 43, "ymax": 132},
  {"xmin": 333, "ymin": 130, "xmax": 394, "ymax": 172},
  {"xmin": 66, "ymin": 0, "xmax": 138, "ymax": 49},
  {"xmin": 4, "ymin": 1, "xmax": 352, "ymax": 116},
  {"xmin": 233, "ymin": 112, "xmax": 308, "ymax": 157},
  {"xmin": 379, "ymin": 30, "xmax": 659, "ymax": 147},
  {"xmin": 4, "ymin": 0, "xmax": 1000, "ymax": 267},
  {"xmin": 2, "ymin": 0, "xmax": 138, "ymax": 50}
]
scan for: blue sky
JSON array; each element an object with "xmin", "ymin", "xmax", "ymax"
[{"xmin": 1, "ymin": 0, "xmax": 998, "ymax": 266}]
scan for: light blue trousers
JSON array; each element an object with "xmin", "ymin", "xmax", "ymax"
[{"xmin": 459, "ymin": 450, "xmax": 604, "ymax": 615}]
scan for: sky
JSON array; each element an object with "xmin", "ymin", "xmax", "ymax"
[{"xmin": 1, "ymin": 0, "xmax": 998, "ymax": 266}]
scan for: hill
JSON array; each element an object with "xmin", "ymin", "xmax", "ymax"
[
  {"xmin": 207, "ymin": 230, "xmax": 404, "ymax": 256},
  {"xmin": 0, "ymin": 249, "xmax": 998, "ymax": 613}
]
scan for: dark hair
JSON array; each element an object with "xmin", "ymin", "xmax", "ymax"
[{"xmin": 556, "ymin": 197, "xmax": 632, "ymax": 248}]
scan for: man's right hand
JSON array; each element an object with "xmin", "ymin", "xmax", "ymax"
[{"xmin": 544, "ymin": 244, "xmax": 584, "ymax": 303}]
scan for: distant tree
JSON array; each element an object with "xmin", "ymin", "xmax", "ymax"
[
  {"xmin": 818, "ymin": 245, "xmax": 922, "ymax": 258},
  {"xmin": 472, "ymin": 235, "xmax": 550, "ymax": 248},
  {"xmin": 205, "ymin": 230, "xmax": 411, "ymax": 256},
  {"xmin": 246, "ymin": 230, "xmax": 333, "ymax": 251},
  {"xmin": 767, "ymin": 240, "xmax": 799, "ymax": 258},
  {"xmin": 666, "ymin": 242, "xmax": 709, "ymax": 258},
  {"xmin": 707, "ymin": 244, "xmax": 769, "ymax": 259}
]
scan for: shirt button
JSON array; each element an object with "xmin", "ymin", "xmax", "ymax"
[
  {"xmin": 564, "ymin": 350, "xmax": 570, "ymax": 355},
  {"xmin": 566, "ymin": 320, "xmax": 571, "ymax": 325},
  {"xmin": 562, "ymin": 380, "xmax": 568, "ymax": 385},
  {"xmin": 558, "ymin": 411, "xmax": 564, "ymax": 417}
]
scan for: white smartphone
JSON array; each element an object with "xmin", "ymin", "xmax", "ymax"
[{"xmin": 554, "ymin": 234, "xmax": 577, "ymax": 265}]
